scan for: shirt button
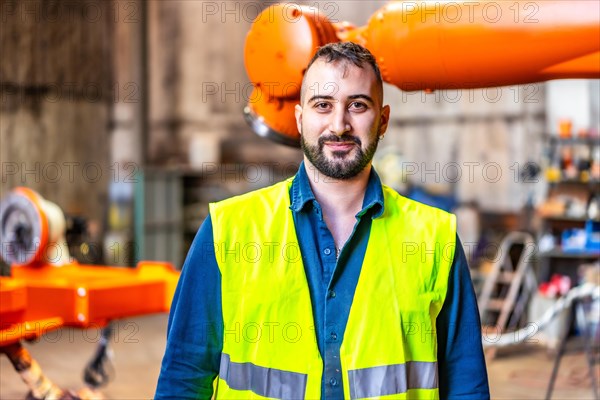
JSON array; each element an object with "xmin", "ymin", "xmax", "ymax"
[
  {"xmin": 330, "ymin": 332, "xmax": 337, "ymax": 341},
  {"xmin": 323, "ymin": 248, "xmax": 331, "ymax": 255},
  {"xmin": 329, "ymin": 377, "xmax": 338, "ymax": 387},
  {"xmin": 328, "ymin": 290, "xmax": 336, "ymax": 298}
]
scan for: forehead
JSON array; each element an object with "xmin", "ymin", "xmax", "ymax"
[{"xmin": 303, "ymin": 59, "xmax": 379, "ymax": 100}]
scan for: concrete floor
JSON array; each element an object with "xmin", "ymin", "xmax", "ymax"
[{"xmin": 1, "ymin": 314, "xmax": 598, "ymax": 399}]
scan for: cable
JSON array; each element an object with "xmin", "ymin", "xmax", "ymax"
[{"xmin": 483, "ymin": 283, "xmax": 599, "ymax": 347}]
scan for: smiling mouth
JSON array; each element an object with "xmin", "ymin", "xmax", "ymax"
[{"xmin": 324, "ymin": 141, "xmax": 356, "ymax": 151}]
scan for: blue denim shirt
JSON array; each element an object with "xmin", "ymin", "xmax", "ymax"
[{"xmin": 156, "ymin": 163, "xmax": 490, "ymax": 399}]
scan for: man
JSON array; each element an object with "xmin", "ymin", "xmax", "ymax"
[{"xmin": 156, "ymin": 42, "xmax": 490, "ymax": 399}]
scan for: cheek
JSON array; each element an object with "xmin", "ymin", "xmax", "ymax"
[
  {"xmin": 302, "ymin": 114, "xmax": 326, "ymax": 135},
  {"xmin": 352, "ymin": 118, "xmax": 379, "ymax": 137}
]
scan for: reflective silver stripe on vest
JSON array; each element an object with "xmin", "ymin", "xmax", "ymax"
[
  {"xmin": 219, "ymin": 353, "xmax": 307, "ymax": 399},
  {"xmin": 348, "ymin": 361, "xmax": 438, "ymax": 399}
]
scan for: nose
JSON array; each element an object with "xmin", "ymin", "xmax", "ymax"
[{"xmin": 328, "ymin": 107, "xmax": 350, "ymax": 137}]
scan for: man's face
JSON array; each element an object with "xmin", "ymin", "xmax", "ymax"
[{"xmin": 295, "ymin": 59, "xmax": 390, "ymax": 180}]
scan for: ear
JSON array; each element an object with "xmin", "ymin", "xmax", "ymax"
[
  {"xmin": 294, "ymin": 104, "xmax": 303, "ymax": 135},
  {"xmin": 378, "ymin": 105, "xmax": 391, "ymax": 136}
]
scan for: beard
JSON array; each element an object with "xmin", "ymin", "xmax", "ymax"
[{"xmin": 300, "ymin": 129, "xmax": 380, "ymax": 180}]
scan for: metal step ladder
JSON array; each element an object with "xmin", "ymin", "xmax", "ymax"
[{"xmin": 478, "ymin": 232, "xmax": 538, "ymax": 355}]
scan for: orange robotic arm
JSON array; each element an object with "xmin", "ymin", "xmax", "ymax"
[{"xmin": 243, "ymin": 1, "xmax": 600, "ymax": 145}]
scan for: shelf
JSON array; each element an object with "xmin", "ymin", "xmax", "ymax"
[
  {"xmin": 542, "ymin": 216, "xmax": 599, "ymax": 223},
  {"xmin": 547, "ymin": 179, "xmax": 600, "ymax": 186},
  {"xmin": 538, "ymin": 249, "xmax": 600, "ymax": 259},
  {"xmin": 539, "ymin": 132, "xmax": 600, "ymax": 283},
  {"xmin": 548, "ymin": 136, "xmax": 600, "ymax": 145}
]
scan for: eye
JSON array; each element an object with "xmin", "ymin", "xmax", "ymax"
[
  {"xmin": 349, "ymin": 101, "xmax": 368, "ymax": 111},
  {"xmin": 314, "ymin": 102, "xmax": 332, "ymax": 111}
]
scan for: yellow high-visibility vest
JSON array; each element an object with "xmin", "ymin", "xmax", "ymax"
[{"xmin": 209, "ymin": 178, "xmax": 456, "ymax": 399}]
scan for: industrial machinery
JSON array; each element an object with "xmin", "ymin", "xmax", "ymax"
[
  {"xmin": 243, "ymin": 1, "xmax": 600, "ymax": 145},
  {"xmin": 0, "ymin": 187, "xmax": 180, "ymax": 399}
]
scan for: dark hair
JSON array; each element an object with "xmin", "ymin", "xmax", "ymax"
[{"xmin": 301, "ymin": 42, "xmax": 383, "ymax": 102}]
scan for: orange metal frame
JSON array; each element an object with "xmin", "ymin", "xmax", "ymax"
[
  {"xmin": 0, "ymin": 188, "xmax": 180, "ymax": 347},
  {"xmin": 0, "ymin": 262, "xmax": 179, "ymax": 347}
]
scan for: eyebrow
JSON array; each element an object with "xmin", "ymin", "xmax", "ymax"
[
  {"xmin": 307, "ymin": 94, "xmax": 375, "ymax": 105},
  {"xmin": 349, "ymin": 94, "xmax": 375, "ymax": 104}
]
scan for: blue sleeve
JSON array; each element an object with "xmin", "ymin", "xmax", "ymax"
[
  {"xmin": 155, "ymin": 215, "xmax": 223, "ymax": 399},
  {"xmin": 437, "ymin": 235, "xmax": 490, "ymax": 399}
]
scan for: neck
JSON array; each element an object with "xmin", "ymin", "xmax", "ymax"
[{"xmin": 303, "ymin": 159, "xmax": 371, "ymax": 217}]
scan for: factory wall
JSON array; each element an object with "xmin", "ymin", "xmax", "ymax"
[
  {"xmin": 146, "ymin": 0, "xmax": 302, "ymax": 167},
  {"xmin": 1, "ymin": 0, "xmax": 114, "ymax": 230}
]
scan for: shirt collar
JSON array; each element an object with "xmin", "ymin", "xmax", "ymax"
[{"xmin": 290, "ymin": 161, "xmax": 384, "ymax": 219}]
